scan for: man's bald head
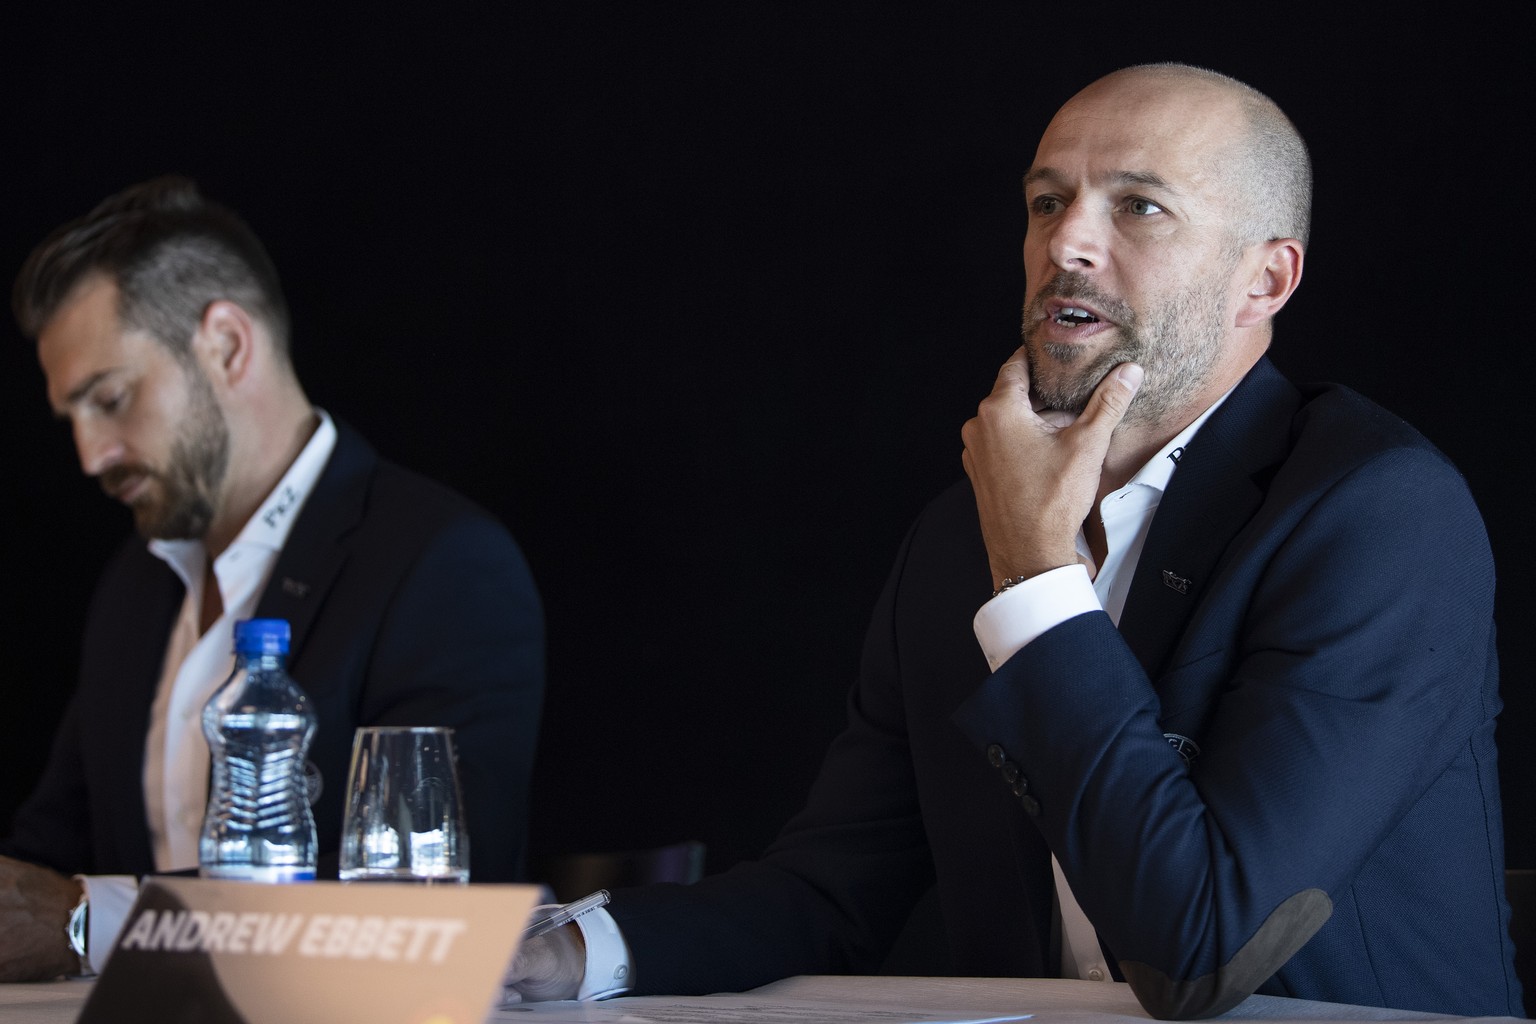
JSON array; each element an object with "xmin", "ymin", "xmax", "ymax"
[{"xmin": 1074, "ymin": 64, "xmax": 1312, "ymax": 249}]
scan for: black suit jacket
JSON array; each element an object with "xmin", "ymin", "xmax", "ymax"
[
  {"xmin": 4, "ymin": 420, "xmax": 545, "ymax": 882},
  {"xmin": 609, "ymin": 358, "xmax": 1522, "ymax": 1018}
]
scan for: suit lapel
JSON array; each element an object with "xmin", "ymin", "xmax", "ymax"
[
  {"xmin": 252, "ymin": 421, "xmax": 377, "ymax": 666},
  {"xmin": 1117, "ymin": 358, "xmax": 1301, "ymax": 679}
]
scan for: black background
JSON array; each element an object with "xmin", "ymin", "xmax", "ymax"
[{"xmin": 3, "ymin": 4, "xmax": 1530, "ymax": 882}]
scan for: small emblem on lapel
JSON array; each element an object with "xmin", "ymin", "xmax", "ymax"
[
  {"xmin": 281, "ymin": 577, "xmax": 311, "ymax": 598},
  {"xmin": 1161, "ymin": 570, "xmax": 1191, "ymax": 594},
  {"xmin": 1164, "ymin": 733, "xmax": 1201, "ymax": 764}
]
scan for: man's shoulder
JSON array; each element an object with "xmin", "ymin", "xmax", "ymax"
[
  {"xmin": 1287, "ymin": 381, "xmax": 1463, "ymax": 481},
  {"xmin": 915, "ymin": 477, "xmax": 983, "ymax": 535},
  {"xmin": 276, "ymin": 421, "xmax": 535, "ymax": 602},
  {"xmin": 1294, "ymin": 381, "xmax": 1441, "ymax": 451},
  {"xmin": 93, "ymin": 533, "xmax": 175, "ymax": 591},
  {"xmin": 1254, "ymin": 379, "xmax": 1486, "ymax": 544},
  {"xmin": 367, "ymin": 454, "xmax": 503, "ymax": 527},
  {"xmin": 324, "ymin": 420, "xmax": 514, "ymax": 541}
]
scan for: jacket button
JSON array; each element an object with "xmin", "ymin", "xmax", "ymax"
[
  {"xmin": 1020, "ymin": 794, "xmax": 1041, "ymax": 816},
  {"xmin": 1011, "ymin": 776, "xmax": 1029, "ymax": 798},
  {"xmin": 986, "ymin": 744, "xmax": 1006, "ymax": 767},
  {"xmin": 1001, "ymin": 762, "xmax": 1020, "ymax": 785}
]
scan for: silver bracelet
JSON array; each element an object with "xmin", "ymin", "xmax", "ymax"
[{"xmin": 991, "ymin": 576, "xmax": 1027, "ymax": 599}]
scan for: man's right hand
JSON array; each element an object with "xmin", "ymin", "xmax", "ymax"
[
  {"xmin": 0, "ymin": 854, "xmax": 82, "ymax": 982},
  {"xmin": 500, "ymin": 922, "xmax": 586, "ymax": 1003},
  {"xmin": 961, "ymin": 347, "xmax": 1142, "ymax": 589}
]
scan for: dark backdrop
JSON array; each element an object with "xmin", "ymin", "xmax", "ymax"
[{"xmin": 3, "ymin": 5, "xmax": 1530, "ymax": 880}]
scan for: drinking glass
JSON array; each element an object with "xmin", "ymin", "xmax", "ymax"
[{"xmin": 339, "ymin": 726, "xmax": 470, "ymax": 883}]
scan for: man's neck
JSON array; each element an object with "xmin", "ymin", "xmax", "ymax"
[
  {"xmin": 202, "ymin": 408, "xmax": 320, "ymax": 558},
  {"xmin": 1095, "ymin": 348, "xmax": 1264, "ymax": 503},
  {"xmin": 198, "ymin": 559, "xmax": 224, "ymax": 636},
  {"xmin": 1097, "ymin": 415, "xmax": 1184, "ymax": 505}
]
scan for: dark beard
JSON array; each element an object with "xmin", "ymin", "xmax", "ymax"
[
  {"xmin": 101, "ymin": 371, "xmax": 231, "ymax": 540},
  {"xmin": 145, "ymin": 425, "xmax": 227, "ymax": 538}
]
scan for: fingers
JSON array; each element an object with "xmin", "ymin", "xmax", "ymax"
[
  {"xmin": 989, "ymin": 345, "xmax": 1033, "ymax": 398},
  {"xmin": 959, "ymin": 356, "xmax": 1144, "ymax": 590},
  {"xmin": 0, "ymin": 858, "xmax": 81, "ymax": 982},
  {"xmin": 963, "ymin": 347, "xmax": 1038, "ymax": 453},
  {"xmin": 1075, "ymin": 362, "xmax": 1143, "ymax": 440},
  {"xmin": 502, "ymin": 924, "xmax": 585, "ymax": 1002}
]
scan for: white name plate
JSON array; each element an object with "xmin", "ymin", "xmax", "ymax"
[{"xmin": 79, "ymin": 876, "xmax": 543, "ymax": 1024}]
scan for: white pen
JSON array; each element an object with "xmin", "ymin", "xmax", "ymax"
[{"xmin": 521, "ymin": 889, "xmax": 611, "ymax": 941}]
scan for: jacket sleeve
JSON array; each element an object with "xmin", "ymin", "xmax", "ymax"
[
  {"xmin": 1, "ymin": 696, "xmax": 95, "ymax": 873},
  {"xmin": 611, "ymin": 517, "xmax": 939, "ymax": 994}
]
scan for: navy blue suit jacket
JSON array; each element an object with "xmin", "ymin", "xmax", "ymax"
[
  {"xmin": 3, "ymin": 421, "xmax": 545, "ymax": 882},
  {"xmin": 610, "ymin": 358, "xmax": 1522, "ymax": 1018}
]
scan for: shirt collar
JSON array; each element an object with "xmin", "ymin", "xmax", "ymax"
[
  {"xmin": 1118, "ymin": 384, "xmax": 1238, "ymax": 498},
  {"xmin": 149, "ymin": 410, "xmax": 338, "ymax": 581}
]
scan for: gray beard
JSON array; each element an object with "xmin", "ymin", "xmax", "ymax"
[{"xmin": 1021, "ymin": 271, "xmax": 1229, "ymax": 426}]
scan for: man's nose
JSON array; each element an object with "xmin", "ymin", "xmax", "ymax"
[
  {"xmin": 1044, "ymin": 203, "xmax": 1106, "ymax": 272},
  {"xmin": 74, "ymin": 420, "xmax": 123, "ymax": 477}
]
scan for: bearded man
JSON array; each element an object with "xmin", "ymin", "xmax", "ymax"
[{"xmin": 1, "ymin": 177, "xmax": 546, "ymax": 981}]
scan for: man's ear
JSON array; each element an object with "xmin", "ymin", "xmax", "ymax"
[
  {"xmin": 1235, "ymin": 239, "xmax": 1304, "ymax": 328},
  {"xmin": 193, "ymin": 300, "xmax": 259, "ymax": 389}
]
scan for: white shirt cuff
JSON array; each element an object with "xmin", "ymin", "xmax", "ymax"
[
  {"xmin": 76, "ymin": 875, "xmax": 139, "ymax": 974},
  {"xmin": 574, "ymin": 906, "xmax": 632, "ymax": 999},
  {"xmin": 974, "ymin": 564, "xmax": 1100, "ymax": 671}
]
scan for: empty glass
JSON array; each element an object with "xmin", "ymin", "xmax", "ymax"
[{"xmin": 339, "ymin": 726, "xmax": 470, "ymax": 883}]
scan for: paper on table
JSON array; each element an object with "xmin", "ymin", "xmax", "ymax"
[{"xmin": 490, "ymin": 993, "xmax": 1031, "ymax": 1024}]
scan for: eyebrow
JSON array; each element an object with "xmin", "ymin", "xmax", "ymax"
[
  {"xmin": 58, "ymin": 368, "xmax": 119, "ymax": 415},
  {"xmin": 1024, "ymin": 167, "xmax": 1185, "ymax": 196}
]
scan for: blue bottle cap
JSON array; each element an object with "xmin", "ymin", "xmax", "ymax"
[{"xmin": 232, "ymin": 618, "xmax": 291, "ymax": 655}]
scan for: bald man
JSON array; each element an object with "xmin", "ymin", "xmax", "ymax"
[{"xmin": 507, "ymin": 64, "xmax": 1520, "ymax": 1018}]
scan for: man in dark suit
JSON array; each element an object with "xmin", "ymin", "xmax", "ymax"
[
  {"xmin": 0, "ymin": 177, "xmax": 545, "ymax": 981},
  {"xmin": 507, "ymin": 64, "xmax": 1521, "ymax": 1017}
]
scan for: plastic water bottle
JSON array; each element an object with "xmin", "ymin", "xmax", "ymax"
[{"xmin": 199, "ymin": 618, "xmax": 318, "ymax": 882}]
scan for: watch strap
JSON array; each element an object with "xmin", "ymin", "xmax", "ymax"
[{"xmin": 66, "ymin": 890, "xmax": 92, "ymax": 977}]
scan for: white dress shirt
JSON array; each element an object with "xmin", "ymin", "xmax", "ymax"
[{"xmin": 80, "ymin": 411, "xmax": 336, "ymax": 971}]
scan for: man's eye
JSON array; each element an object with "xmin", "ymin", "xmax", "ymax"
[
  {"xmin": 95, "ymin": 391, "xmax": 126, "ymax": 414},
  {"xmin": 1126, "ymin": 197, "xmax": 1164, "ymax": 216},
  {"xmin": 1029, "ymin": 195, "xmax": 1063, "ymax": 215}
]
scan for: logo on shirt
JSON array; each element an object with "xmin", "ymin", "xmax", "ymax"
[{"xmin": 262, "ymin": 486, "xmax": 300, "ymax": 528}]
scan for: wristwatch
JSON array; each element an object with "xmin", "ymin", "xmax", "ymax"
[{"xmin": 66, "ymin": 891, "xmax": 91, "ymax": 976}]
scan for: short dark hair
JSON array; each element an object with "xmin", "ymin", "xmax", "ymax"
[{"xmin": 12, "ymin": 176, "xmax": 291, "ymax": 356}]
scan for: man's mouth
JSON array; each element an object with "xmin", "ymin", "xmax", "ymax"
[
  {"xmin": 101, "ymin": 469, "xmax": 150, "ymax": 505},
  {"xmin": 1054, "ymin": 306, "xmax": 1100, "ymax": 328}
]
